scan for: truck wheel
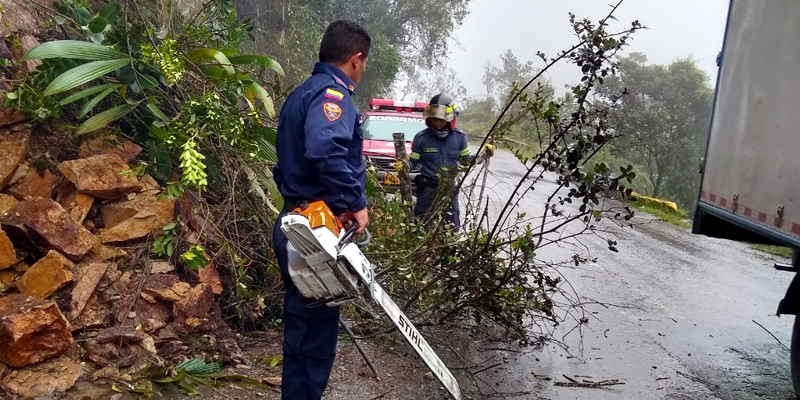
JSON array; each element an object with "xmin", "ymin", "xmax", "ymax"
[{"xmin": 792, "ymin": 316, "xmax": 800, "ymax": 396}]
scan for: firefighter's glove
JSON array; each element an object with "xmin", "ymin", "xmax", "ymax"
[
  {"xmin": 482, "ymin": 143, "xmax": 496, "ymax": 158},
  {"xmin": 393, "ymin": 159, "xmax": 406, "ymax": 172}
]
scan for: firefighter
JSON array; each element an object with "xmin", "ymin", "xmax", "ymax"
[
  {"xmin": 409, "ymin": 93, "xmax": 495, "ymax": 229},
  {"xmin": 272, "ymin": 20, "xmax": 370, "ymax": 400}
]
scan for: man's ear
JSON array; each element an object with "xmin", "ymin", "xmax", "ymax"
[{"xmin": 350, "ymin": 52, "xmax": 364, "ymax": 67}]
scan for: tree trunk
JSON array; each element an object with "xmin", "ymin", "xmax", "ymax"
[
  {"xmin": 652, "ymin": 157, "xmax": 665, "ymax": 198},
  {"xmin": 393, "ymin": 132, "xmax": 414, "ymax": 219}
]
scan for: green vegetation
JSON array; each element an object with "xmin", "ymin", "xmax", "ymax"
[
  {"xmin": 5, "ymin": 0, "xmax": 289, "ymax": 327},
  {"xmin": 628, "ymin": 198, "xmax": 690, "ymax": 228},
  {"xmin": 753, "ymin": 244, "xmax": 794, "ymax": 258},
  {"xmin": 238, "ymin": 0, "xmax": 470, "ymax": 107},
  {"xmin": 460, "ymin": 51, "xmax": 714, "ymax": 214}
]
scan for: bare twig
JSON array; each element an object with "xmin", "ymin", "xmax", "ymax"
[{"xmin": 752, "ymin": 319, "xmax": 790, "ymax": 352}]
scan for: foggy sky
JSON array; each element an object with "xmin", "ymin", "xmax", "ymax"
[{"xmin": 446, "ymin": 0, "xmax": 730, "ymax": 97}]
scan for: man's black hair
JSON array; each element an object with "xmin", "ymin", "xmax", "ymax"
[{"xmin": 319, "ymin": 20, "xmax": 371, "ymax": 64}]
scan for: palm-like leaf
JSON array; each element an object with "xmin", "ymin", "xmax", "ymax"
[
  {"xmin": 75, "ymin": 100, "xmax": 141, "ymax": 135},
  {"xmin": 44, "ymin": 58, "xmax": 130, "ymax": 96},
  {"xmin": 25, "ymin": 40, "xmax": 127, "ymax": 61}
]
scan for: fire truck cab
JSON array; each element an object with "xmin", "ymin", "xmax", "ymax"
[{"xmin": 361, "ymin": 98, "xmax": 428, "ymax": 189}]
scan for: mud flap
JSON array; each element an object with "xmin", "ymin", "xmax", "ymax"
[
  {"xmin": 370, "ymin": 282, "xmax": 462, "ymax": 400},
  {"xmin": 778, "ymin": 272, "xmax": 800, "ymax": 316}
]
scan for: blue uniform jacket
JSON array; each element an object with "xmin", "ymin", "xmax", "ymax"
[
  {"xmin": 273, "ymin": 62, "xmax": 367, "ymax": 213},
  {"xmin": 409, "ymin": 128, "xmax": 473, "ymax": 181}
]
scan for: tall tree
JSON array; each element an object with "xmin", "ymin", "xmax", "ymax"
[
  {"xmin": 394, "ymin": 62, "xmax": 467, "ymax": 101},
  {"xmin": 235, "ymin": 0, "xmax": 470, "ymax": 107},
  {"xmin": 602, "ymin": 53, "xmax": 713, "ymax": 207}
]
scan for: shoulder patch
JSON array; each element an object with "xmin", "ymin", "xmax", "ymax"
[
  {"xmin": 324, "ymin": 88, "xmax": 344, "ymax": 101},
  {"xmin": 323, "ymin": 102, "xmax": 343, "ymax": 122}
]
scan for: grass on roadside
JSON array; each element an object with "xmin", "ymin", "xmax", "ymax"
[
  {"xmin": 752, "ymin": 244, "xmax": 794, "ymax": 258},
  {"xmin": 627, "ymin": 197, "xmax": 690, "ymax": 229}
]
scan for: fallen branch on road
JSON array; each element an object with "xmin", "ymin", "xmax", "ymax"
[
  {"xmin": 555, "ymin": 374, "xmax": 625, "ymax": 388},
  {"xmin": 752, "ymin": 319, "xmax": 790, "ymax": 352}
]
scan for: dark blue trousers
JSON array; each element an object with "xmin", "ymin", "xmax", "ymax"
[
  {"xmin": 414, "ymin": 185, "xmax": 460, "ymax": 229},
  {"xmin": 273, "ymin": 211, "xmax": 340, "ymax": 400}
]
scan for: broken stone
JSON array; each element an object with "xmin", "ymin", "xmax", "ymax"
[
  {"xmin": 0, "ymin": 193, "xmax": 18, "ymax": 214},
  {"xmin": 91, "ymin": 365, "xmax": 122, "ymax": 382},
  {"xmin": 6, "ymin": 162, "xmax": 29, "ymax": 187},
  {"xmin": 84, "ymin": 243, "xmax": 128, "ymax": 263},
  {"xmin": 58, "ymin": 154, "xmax": 142, "ymax": 200},
  {"xmin": 17, "ymin": 35, "xmax": 42, "ymax": 74},
  {"xmin": 96, "ymin": 326, "xmax": 146, "ymax": 344},
  {"xmin": 72, "ymin": 293, "xmax": 113, "ymax": 331},
  {"xmin": 0, "ymin": 128, "xmax": 30, "ymax": 190},
  {"xmin": 0, "ymin": 107, "xmax": 27, "ymax": 130},
  {"xmin": 16, "ymin": 250, "xmax": 75, "ymax": 299},
  {"xmin": 69, "ymin": 262, "xmax": 110, "ymax": 321},
  {"xmin": 133, "ymin": 296, "xmax": 171, "ymax": 333},
  {"xmin": 157, "ymin": 324, "xmax": 181, "ymax": 341},
  {"xmin": 6, "ymin": 168, "xmax": 60, "ymax": 201},
  {"xmin": 0, "ymin": 198, "xmax": 98, "ymax": 261},
  {"xmin": 142, "ymin": 274, "xmax": 188, "ymax": 302},
  {"xmin": 55, "ymin": 180, "xmax": 94, "ymax": 224},
  {"xmin": 83, "ymin": 339, "xmax": 120, "ymax": 368},
  {"xmin": 79, "ymin": 135, "xmax": 143, "ymax": 162},
  {"xmin": 139, "ymin": 174, "xmax": 160, "ymax": 192},
  {"xmin": 150, "ymin": 260, "xmax": 175, "ymax": 274},
  {"xmin": 0, "ymin": 228, "xmax": 16, "ymax": 269},
  {"xmin": 0, "ymin": 269, "xmax": 16, "ymax": 292},
  {"xmin": 173, "ymin": 284, "xmax": 213, "ymax": 321},
  {"xmin": 13, "ymin": 261, "xmax": 30, "ymax": 272},
  {"xmin": 263, "ymin": 376, "xmax": 282, "ymax": 387},
  {"xmin": 199, "ymin": 262, "xmax": 223, "ymax": 295},
  {"xmin": 0, "ymin": 356, "xmax": 81, "ymax": 397},
  {"xmin": 0, "ymin": 295, "xmax": 73, "ymax": 367},
  {"xmin": 98, "ymin": 193, "xmax": 176, "ymax": 243}
]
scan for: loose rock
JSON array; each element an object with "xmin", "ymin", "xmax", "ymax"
[
  {"xmin": 173, "ymin": 284, "xmax": 214, "ymax": 321},
  {"xmin": 0, "ymin": 108, "xmax": 27, "ymax": 130},
  {"xmin": 55, "ymin": 180, "xmax": 94, "ymax": 224},
  {"xmin": 0, "ymin": 198, "xmax": 97, "ymax": 260},
  {"xmin": 84, "ymin": 243, "xmax": 128, "ymax": 263},
  {"xmin": 98, "ymin": 192, "xmax": 176, "ymax": 243},
  {"xmin": 79, "ymin": 135, "xmax": 143, "ymax": 162},
  {"xmin": 58, "ymin": 154, "xmax": 142, "ymax": 199},
  {"xmin": 6, "ymin": 168, "xmax": 60, "ymax": 200},
  {"xmin": 0, "ymin": 193, "xmax": 18, "ymax": 214},
  {"xmin": 16, "ymin": 250, "xmax": 75, "ymax": 299},
  {"xmin": 0, "ymin": 128, "xmax": 30, "ymax": 190},
  {"xmin": 0, "ymin": 228, "xmax": 16, "ymax": 269},
  {"xmin": 72, "ymin": 293, "xmax": 113, "ymax": 331},
  {"xmin": 199, "ymin": 261, "xmax": 223, "ymax": 295},
  {"xmin": 69, "ymin": 262, "xmax": 110, "ymax": 321},
  {"xmin": 0, "ymin": 294, "xmax": 73, "ymax": 367},
  {"xmin": 150, "ymin": 260, "xmax": 175, "ymax": 274},
  {"xmin": 0, "ymin": 356, "xmax": 81, "ymax": 397}
]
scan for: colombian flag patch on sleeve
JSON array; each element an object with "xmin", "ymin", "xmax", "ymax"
[{"xmin": 324, "ymin": 88, "xmax": 344, "ymax": 101}]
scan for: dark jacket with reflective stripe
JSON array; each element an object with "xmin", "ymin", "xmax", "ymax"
[
  {"xmin": 273, "ymin": 62, "xmax": 367, "ymax": 213},
  {"xmin": 409, "ymin": 128, "xmax": 472, "ymax": 182}
]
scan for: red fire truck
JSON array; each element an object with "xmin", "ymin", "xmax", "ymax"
[{"xmin": 361, "ymin": 98, "xmax": 428, "ymax": 189}]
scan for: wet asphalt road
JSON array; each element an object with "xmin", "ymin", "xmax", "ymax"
[{"xmin": 464, "ymin": 149, "xmax": 797, "ymax": 400}]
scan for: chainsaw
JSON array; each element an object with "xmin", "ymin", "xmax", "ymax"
[{"xmin": 280, "ymin": 201, "xmax": 462, "ymax": 400}]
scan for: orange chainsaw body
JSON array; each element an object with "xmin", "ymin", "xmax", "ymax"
[{"xmin": 294, "ymin": 201, "xmax": 343, "ymax": 237}]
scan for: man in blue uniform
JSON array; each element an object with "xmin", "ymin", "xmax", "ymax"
[
  {"xmin": 272, "ymin": 20, "xmax": 370, "ymax": 400},
  {"xmin": 409, "ymin": 93, "xmax": 494, "ymax": 229}
]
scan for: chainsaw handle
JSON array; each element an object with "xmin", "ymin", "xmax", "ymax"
[{"xmin": 340, "ymin": 223, "xmax": 371, "ymax": 248}]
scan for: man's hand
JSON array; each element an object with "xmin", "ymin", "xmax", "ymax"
[{"xmin": 341, "ymin": 208, "xmax": 369, "ymax": 234}]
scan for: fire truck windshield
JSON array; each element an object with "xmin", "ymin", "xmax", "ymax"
[{"xmin": 362, "ymin": 115, "xmax": 426, "ymax": 141}]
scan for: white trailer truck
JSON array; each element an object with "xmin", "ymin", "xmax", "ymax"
[{"xmin": 692, "ymin": 0, "xmax": 800, "ymax": 394}]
